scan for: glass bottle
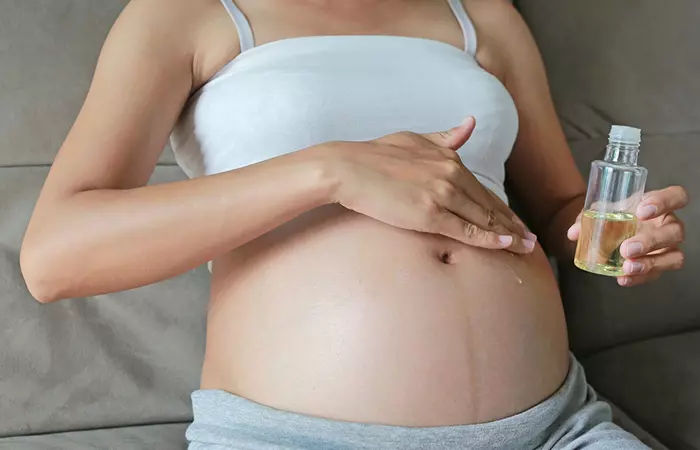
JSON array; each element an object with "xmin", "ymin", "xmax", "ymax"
[{"xmin": 574, "ymin": 125, "xmax": 648, "ymax": 276}]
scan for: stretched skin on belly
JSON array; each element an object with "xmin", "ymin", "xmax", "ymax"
[{"xmin": 202, "ymin": 205, "xmax": 570, "ymax": 426}]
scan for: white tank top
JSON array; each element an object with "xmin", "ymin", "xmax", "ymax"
[{"xmin": 170, "ymin": 0, "xmax": 519, "ymax": 204}]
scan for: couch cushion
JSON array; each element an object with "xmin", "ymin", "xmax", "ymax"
[
  {"xmin": 517, "ymin": 0, "xmax": 700, "ymax": 138},
  {"xmin": 600, "ymin": 394, "xmax": 669, "ymax": 450},
  {"xmin": 582, "ymin": 331, "xmax": 700, "ymax": 450},
  {"xmin": 517, "ymin": 0, "xmax": 700, "ymax": 354},
  {"xmin": 0, "ymin": 0, "xmax": 175, "ymax": 166},
  {"xmin": 0, "ymin": 423, "xmax": 189, "ymax": 450},
  {"xmin": 0, "ymin": 166, "xmax": 207, "ymax": 440}
]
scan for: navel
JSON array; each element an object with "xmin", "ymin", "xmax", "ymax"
[{"xmin": 439, "ymin": 250, "xmax": 456, "ymax": 265}]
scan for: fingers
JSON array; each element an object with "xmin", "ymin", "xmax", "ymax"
[
  {"xmin": 437, "ymin": 163, "xmax": 532, "ymax": 241},
  {"xmin": 441, "ymin": 196, "xmax": 534, "ymax": 254},
  {"xmin": 434, "ymin": 211, "xmax": 517, "ymax": 251},
  {"xmin": 621, "ymin": 215, "xmax": 685, "ymax": 258},
  {"xmin": 617, "ymin": 272, "xmax": 660, "ymax": 287},
  {"xmin": 457, "ymin": 181, "xmax": 529, "ymax": 241},
  {"xmin": 636, "ymin": 186, "xmax": 689, "ymax": 220},
  {"xmin": 618, "ymin": 246, "xmax": 684, "ymax": 287},
  {"xmin": 621, "ymin": 248, "xmax": 685, "ymax": 277},
  {"xmin": 421, "ymin": 117, "xmax": 476, "ymax": 150},
  {"xmin": 491, "ymin": 206, "xmax": 534, "ymax": 243},
  {"xmin": 427, "ymin": 178, "xmax": 534, "ymax": 252},
  {"xmin": 483, "ymin": 188, "xmax": 535, "ymax": 241},
  {"xmin": 567, "ymin": 223, "xmax": 580, "ymax": 241},
  {"xmin": 420, "ymin": 119, "xmax": 532, "ymax": 243}
]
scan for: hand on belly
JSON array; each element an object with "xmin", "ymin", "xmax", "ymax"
[{"xmin": 203, "ymin": 206, "xmax": 570, "ymax": 426}]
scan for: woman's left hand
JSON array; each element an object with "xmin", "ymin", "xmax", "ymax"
[{"xmin": 568, "ymin": 186, "xmax": 689, "ymax": 287}]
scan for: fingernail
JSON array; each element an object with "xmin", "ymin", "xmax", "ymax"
[
  {"xmin": 624, "ymin": 261, "xmax": 644, "ymax": 274},
  {"xmin": 499, "ymin": 235, "xmax": 513, "ymax": 247},
  {"xmin": 637, "ymin": 204, "xmax": 657, "ymax": 220},
  {"xmin": 624, "ymin": 242, "xmax": 643, "ymax": 258},
  {"xmin": 523, "ymin": 239, "xmax": 536, "ymax": 251},
  {"xmin": 525, "ymin": 232, "xmax": 538, "ymax": 242},
  {"xmin": 619, "ymin": 277, "xmax": 631, "ymax": 286}
]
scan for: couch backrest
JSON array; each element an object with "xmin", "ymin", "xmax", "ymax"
[
  {"xmin": 0, "ymin": 0, "xmax": 175, "ymax": 166},
  {"xmin": 517, "ymin": 0, "xmax": 700, "ymax": 354},
  {"xmin": 0, "ymin": 0, "xmax": 202, "ymax": 439}
]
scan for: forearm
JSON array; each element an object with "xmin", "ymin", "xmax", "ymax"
[
  {"xmin": 540, "ymin": 193, "xmax": 585, "ymax": 262},
  {"xmin": 21, "ymin": 148, "xmax": 336, "ymax": 302}
]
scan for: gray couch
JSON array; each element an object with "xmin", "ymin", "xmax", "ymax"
[{"xmin": 0, "ymin": 1, "xmax": 697, "ymax": 448}]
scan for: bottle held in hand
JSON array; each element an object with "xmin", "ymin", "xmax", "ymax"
[{"xmin": 574, "ymin": 126, "xmax": 648, "ymax": 276}]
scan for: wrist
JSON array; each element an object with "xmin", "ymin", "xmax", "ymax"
[
  {"xmin": 544, "ymin": 194, "xmax": 585, "ymax": 261},
  {"xmin": 298, "ymin": 141, "xmax": 348, "ymax": 206}
]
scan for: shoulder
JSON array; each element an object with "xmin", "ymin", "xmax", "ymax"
[
  {"xmin": 463, "ymin": 0, "xmax": 542, "ymax": 85},
  {"xmin": 463, "ymin": 0, "xmax": 527, "ymax": 36},
  {"xmin": 114, "ymin": 0, "xmax": 208, "ymax": 40},
  {"xmin": 112, "ymin": 0, "xmax": 239, "ymax": 90}
]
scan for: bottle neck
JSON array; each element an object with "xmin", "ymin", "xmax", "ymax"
[{"xmin": 605, "ymin": 142, "xmax": 640, "ymax": 165}]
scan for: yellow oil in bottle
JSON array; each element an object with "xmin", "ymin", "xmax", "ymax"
[{"xmin": 574, "ymin": 210, "xmax": 637, "ymax": 276}]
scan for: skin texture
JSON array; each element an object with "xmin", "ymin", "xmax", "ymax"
[{"xmin": 21, "ymin": 0, "xmax": 688, "ymax": 427}]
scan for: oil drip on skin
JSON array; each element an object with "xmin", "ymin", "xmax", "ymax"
[{"xmin": 507, "ymin": 253, "xmax": 523, "ymax": 284}]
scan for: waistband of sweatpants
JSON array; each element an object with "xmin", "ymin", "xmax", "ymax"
[{"xmin": 187, "ymin": 354, "xmax": 586, "ymax": 450}]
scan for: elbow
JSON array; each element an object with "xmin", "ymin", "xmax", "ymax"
[{"xmin": 20, "ymin": 239, "xmax": 67, "ymax": 304}]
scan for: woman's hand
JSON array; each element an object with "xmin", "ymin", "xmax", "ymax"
[
  {"xmin": 567, "ymin": 186, "xmax": 689, "ymax": 286},
  {"xmin": 324, "ymin": 117, "xmax": 537, "ymax": 254}
]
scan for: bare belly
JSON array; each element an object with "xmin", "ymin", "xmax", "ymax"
[{"xmin": 201, "ymin": 204, "xmax": 570, "ymax": 426}]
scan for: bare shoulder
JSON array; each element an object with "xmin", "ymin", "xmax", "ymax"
[
  {"xmin": 36, "ymin": 0, "xmax": 241, "ymax": 199},
  {"xmin": 464, "ymin": 0, "xmax": 528, "ymax": 38},
  {"xmin": 116, "ymin": 0, "xmax": 239, "ymax": 90},
  {"xmin": 463, "ymin": 0, "xmax": 542, "ymax": 85},
  {"xmin": 115, "ymin": 0, "xmax": 205, "ymax": 44}
]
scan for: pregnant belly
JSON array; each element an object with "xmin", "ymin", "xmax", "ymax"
[{"xmin": 202, "ymin": 205, "xmax": 570, "ymax": 426}]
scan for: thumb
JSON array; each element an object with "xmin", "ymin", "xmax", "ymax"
[
  {"xmin": 421, "ymin": 116, "xmax": 476, "ymax": 150},
  {"xmin": 567, "ymin": 211, "xmax": 583, "ymax": 241}
]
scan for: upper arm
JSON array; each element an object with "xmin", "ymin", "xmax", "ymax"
[
  {"xmin": 478, "ymin": 1, "xmax": 586, "ymax": 231},
  {"xmin": 35, "ymin": 0, "xmax": 196, "ymax": 207}
]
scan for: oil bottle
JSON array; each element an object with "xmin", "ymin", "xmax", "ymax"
[{"xmin": 574, "ymin": 125, "xmax": 648, "ymax": 276}]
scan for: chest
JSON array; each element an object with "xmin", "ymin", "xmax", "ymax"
[
  {"xmin": 172, "ymin": 37, "xmax": 518, "ymax": 191},
  {"xmin": 236, "ymin": 0, "xmax": 459, "ymax": 42},
  {"xmin": 193, "ymin": 0, "xmax": 506, "ymax": 89}
]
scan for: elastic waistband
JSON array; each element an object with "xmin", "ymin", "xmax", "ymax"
[{"xmin": 188, "ymin": 354, "xmax": 586, "ymax": 449}]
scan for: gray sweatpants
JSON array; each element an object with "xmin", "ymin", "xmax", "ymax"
[{"xmin": 186, "ymin": 355, "xmax": 649, "ymax": 449}]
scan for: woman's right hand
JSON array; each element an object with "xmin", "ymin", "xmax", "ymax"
[{"xmin": 324, "ymin": 117, "xmax": 536, "ymax": 254}]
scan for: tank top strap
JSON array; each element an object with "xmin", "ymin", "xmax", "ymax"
[
  {"xmin": 219, "ymin": 0, "xmax": 255, "ymax": 52},
  {"xmin": 446, "ymin": 0, "xmax": 478, "ymax": 56}
]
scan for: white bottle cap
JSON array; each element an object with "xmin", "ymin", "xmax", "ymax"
[{"xmin": 609, "ymin": 125, "xmax": 642, "ymax": 145}]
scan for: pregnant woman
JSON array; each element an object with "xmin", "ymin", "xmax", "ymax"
[{"xmin": 21, "ymin": 0, "xmax": 688, "ymax": 448}]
